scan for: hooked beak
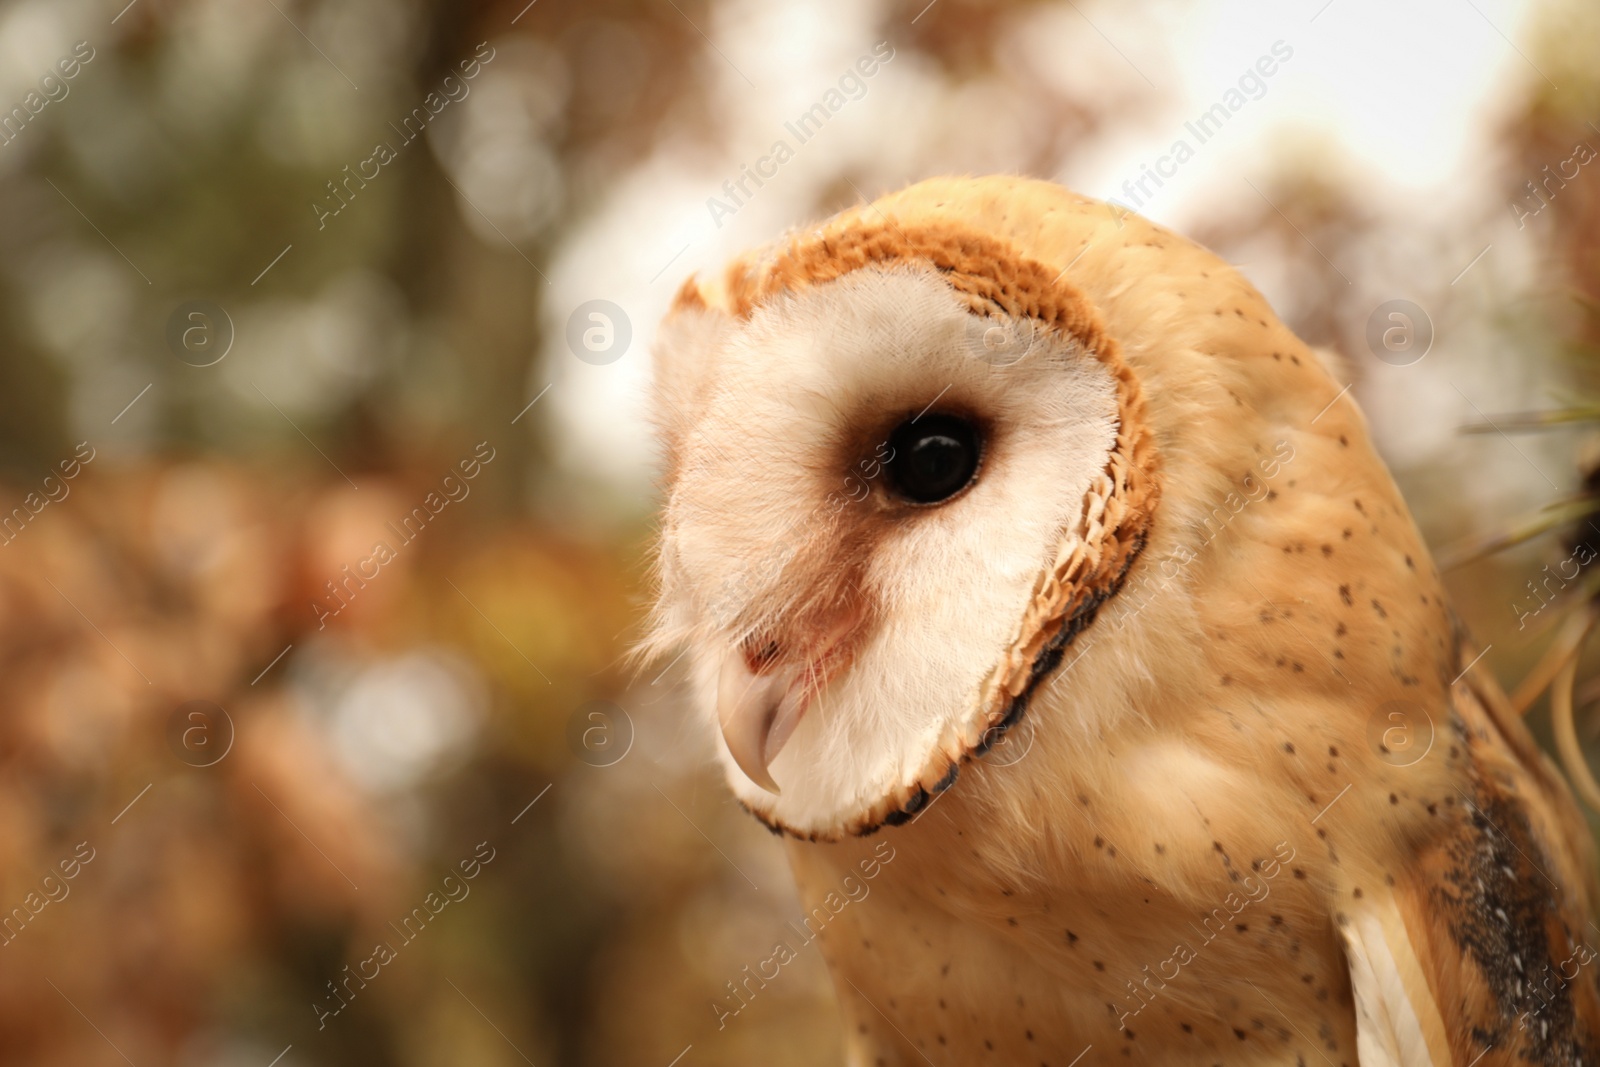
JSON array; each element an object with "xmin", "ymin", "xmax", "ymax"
[
  {"xmin": 717, "ymin": 654, "xmax": 808, "ymax": 795},
  {"xmin": 714, "ymin": 607, "xmax": 862, "ymax": 795}
]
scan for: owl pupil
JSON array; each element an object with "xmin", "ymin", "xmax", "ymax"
[{"xmin": 885, "ymin": 413, "xmax": 981, "ymax": 505}]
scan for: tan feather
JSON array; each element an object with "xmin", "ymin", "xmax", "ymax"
[{"xmin": 649, "ymin": 176, "xmax": 1600, "ymax": 1065}]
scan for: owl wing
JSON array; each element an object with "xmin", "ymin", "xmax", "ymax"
[{"xmin": 1339, "ymin": 645, "xmax": 1600, "ymax": 1066}]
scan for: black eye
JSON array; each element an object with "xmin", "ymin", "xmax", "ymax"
[{"xmin": 885, "ymin": 413, "xmax": 982, "ymax": 505}]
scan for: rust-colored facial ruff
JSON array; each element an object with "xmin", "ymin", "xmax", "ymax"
[{"xmin": 655, "ymin": 212, "xmax": 1161, "ymax": 839}]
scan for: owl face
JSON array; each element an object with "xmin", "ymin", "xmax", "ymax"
[{"xmin": 648, "ymin": 219, "xmax": 1158, "ymax": 839}]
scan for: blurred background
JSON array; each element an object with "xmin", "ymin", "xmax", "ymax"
[{"xmin": 0, "ymin": 0, "xmax": 1597, "ymax": 1063}]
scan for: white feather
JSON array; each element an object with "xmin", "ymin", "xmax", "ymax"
[{"xmin": 652, "ymin": 263, "xmax": 1119, "ymax": 835}]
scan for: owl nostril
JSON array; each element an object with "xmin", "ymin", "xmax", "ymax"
[{"xmin": 743, "ymin": 638, "xmax": 781, "ymax": 675}]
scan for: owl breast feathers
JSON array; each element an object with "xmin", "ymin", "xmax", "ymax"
[{"xmin": 646, "ymin": 176, "xmax": 1600, "ymax": 1066}]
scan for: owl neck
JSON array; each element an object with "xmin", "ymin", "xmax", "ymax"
[{"xmin": 777, "ymin": 747, "xmax": 1354, "ymax": 1063}]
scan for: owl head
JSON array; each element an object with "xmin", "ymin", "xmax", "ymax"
[{"xmin": 645, "ymin": 176, "xmax": 1341, "ymax": 840}]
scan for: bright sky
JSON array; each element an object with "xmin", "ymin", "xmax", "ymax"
[
  {"xmin": 542, "ymin": 0, "xmax": 1550, "ymax": 520},
  {"xmin": 1068, "ymin": 0, "xmax": 1542, "ymax": 214}
]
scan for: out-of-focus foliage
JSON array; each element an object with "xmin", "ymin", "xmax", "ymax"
[
  {"xmin": 0, "ymin": 0, "xmax": 1597, "ymax": 1064},
  {"xmin": 1424, "ymin": 0, "xmax": 1600, "ymax": 831}
]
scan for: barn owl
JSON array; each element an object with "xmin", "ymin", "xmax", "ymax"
[{"xmin": 646, "ymin": 176, "xmax": 1600, "ymax": 1066}]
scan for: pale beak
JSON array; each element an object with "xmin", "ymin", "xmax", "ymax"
[{"xmin": 717, "ymin": 653, "xmax": 807, "ymax": 795}]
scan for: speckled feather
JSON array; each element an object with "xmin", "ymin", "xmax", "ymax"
[{"xmin": 650, "ymin": 177, "xmax": 1600, "ymax": 1066}]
